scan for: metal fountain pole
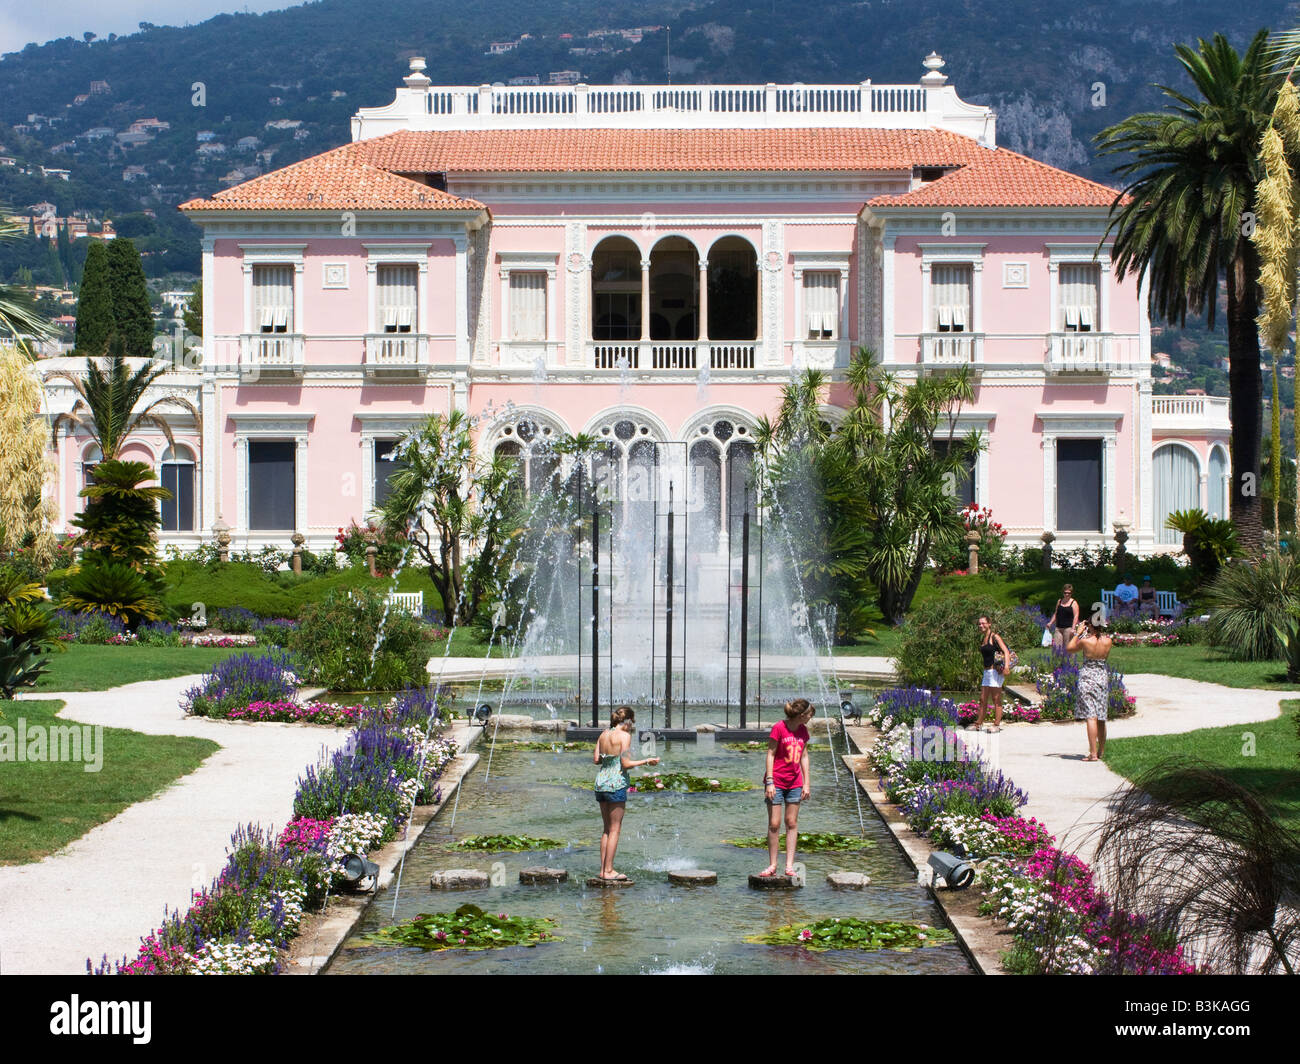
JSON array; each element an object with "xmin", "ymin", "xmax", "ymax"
[
  {"xmin": 664, "ymin": 481, "xmax": 675, "ymax": 729},
  {"xmin": 591, "ymin": 477, "xmax": 600, "ymax": 728},
  {"xmin": 739, "ymin": 507, "xmax": 750, "ymax": 730}
]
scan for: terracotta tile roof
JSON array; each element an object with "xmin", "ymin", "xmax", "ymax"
[
  {"xmin": 181, "ymin": 126, "xmax": 1122, "ymax": 211},
  {"xmin": 867, "ymin": 148, "xmax": 1121, "ymax": 209},
  {"xmin": 179, "ymin": 148, "xmax": 485, "ymax": 211}
]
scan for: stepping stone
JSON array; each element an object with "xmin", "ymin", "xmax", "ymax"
[
  {"xmin": 826, "ymin": 871, "xmax": 872, "ymax": 890},
  {"xmin": 429, "ymin": 868, "xmax": 490, "ymax": 890},
  {"xmin": 519, "ymin": 866, "xmax": 568, "ymax": 884},
  {"xmin": 748, "ymin": 873, "xmax": 801, "ymax": 890},
  {"xmin": 668, "ymin": 869, "xmax": 717, "ymax": 886},
  {"xmin": 586, "ymin": 876, "xmax": 634, "ymax": 888}
]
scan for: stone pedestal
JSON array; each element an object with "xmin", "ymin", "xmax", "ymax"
[
  {"xmin": 586, "ymin": 876, "xmax": 634, "ymax": 888},
  {"xmin": 430, "ymin": 869, "xmax": 490, "ymax": 890},
  {"xmin": 826, "ymin": 871, "xmax": 872, "ymax": 889},
  {"xmin": 365, "ymin": 543, "xmax": 379, "ymax": 578},
  {"xmin": 965, "ymin": 530, "xmax": 981, "ymax": 574},
  {"xmin": 668, "ymin": 869, "xmax": 717, "ymax": 886},
  {"xmin": 519, "ymin": 866, "xmax": 567, "ymax": 884},
  {"xmin": 291, "ymin": 530, "xmax": 305, "ymax": 574},
  {"xmin": 748, "ymin": 873, "xmax": 801, "ymax": 890},
  {"xmin": 1040, "ymin": 530, "xmax": 1055, "ymax": 571}
]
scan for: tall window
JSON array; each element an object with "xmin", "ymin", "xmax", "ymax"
[
  {"xmin": 1056, "ymin": 439, "xmax": 1103, "ymax": 532},
  {"xmin": 509, "ymin": 271, "xmax": 547, "ymax": 340},
  {"xmin": 373, "ymin": 439, "xmax": 407, "ymax": 509},
  {"xmin": 82, "ymin": 444, "xmax": 102, "ymax": 489},
  {"xmin": 933, "ymin": 438, "xmax": 976, "ymax": 508},
  {"xmin": 376, "ymin": 264, "xmax": 418, "ymax": 333},
  {"xmin": 161, "ymin": 445, "xmax": 196, "ymax": 532},
  {"xmin": 252, "ymin": 265, "xmax": 293, "ymax": 333},
  {"xmin": 1154, "ymin": 444, "xmax": 1199, "ymax": 545},
  {"xmin": 1059, "ymin": 263, "xmax": 1099, "ymax": 332},
  {"xmin": 931, "ymin": 264, "xmax": 971, "ymax": 332},
  {"xmin": 248, "ymin": 440, "xmax": 295, "ymax": 530},
  {"xmin": 591, "ymin": 238, "xmax": 642, "ymax": 340},
  {"xmin": 1208, "ymin": 446, "xmax": 1228, "ymax": 519},
  {"xmin": 803, "ymin": 271, "xmax": 840, "ymax": 340}
]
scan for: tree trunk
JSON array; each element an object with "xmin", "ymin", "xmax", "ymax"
[{"xmin": 1226, "ymin": 244, "xmax": 1264, "ymax": 554}]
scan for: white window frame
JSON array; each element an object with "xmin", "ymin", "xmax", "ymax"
[
  {"xmin": 160, "ymin": 444, "xmax": 198, "ymax": 534},
  {"xmin": 355, "ymin": 413, "xmax": 427, "ymax": 516},
  {"xmin": 364, "ymin": 244, "xmax": 430, "ymax": 336},
  {"xmin": 240, "ymin": 244, "xmax": 305, "ymax": 335},
  {"xmin": 791, "ymin": 251, "xmax": 850, "ymax": 368},
  {"xmin": 1048, "ymin": 245, "xmax": 1111, "ymax": 334},
  {"xmin": 231, "ymin": 413, "xmax": 314, "ymax": 535},
  {"xmin": 918, "ymin": 244, "xmax": 985, "ymax": 336},
  {"xmin": 498, "ymin": 252, "xmax": 559, "ymax": 345},
  {"xmin": 507, "ymin": 270, "xmax": 549, "ymax": 341},
  {"xmin": 1039, "ymin": 411, "xmax": 1122, "ymax": 536},
  {"xmin": 934, "ymin": 411, "xmax": 994, "ymax": 508}
]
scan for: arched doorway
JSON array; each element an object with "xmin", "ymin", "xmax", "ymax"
[
  {"xmin": 707, "ymin": 236, "xmax": 757, "ymax": 342},
  {"xmin": 590, "ymin": 236, "xmax": 642, "ymax": 342},
  {"xmin": 649, "ymin": 236, "xmax": 699, "ymax": 342},
  {"xmin": 1154, "ymin": 443, "xmax": 1200, "ymax": 545}
]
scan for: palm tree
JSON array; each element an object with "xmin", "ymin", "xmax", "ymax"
[
  {"xmin": 1096, "ymin": 30, "xmax": 1280, "ymax": 554},
  {"xmin": 0, "ymin": 214, "xmax": 52, "ymax": 345},
  {"xmin": 45, "ymin": 354, "xmax": 199, "ymax": 461}
]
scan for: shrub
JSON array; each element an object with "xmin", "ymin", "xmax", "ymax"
[
  {"xmin": 1165, "ymin": 509, "xmax": 1239, "ymax": 583},
  {"xmin": 896, "ymin": 594, "xmax": 1043, "ymax": 689},
  {"xmin": 182, "ymin": 649, "xmax": 298, "ymax": 717},
  {"xmin": 290, "ymin": 587, "xmax": 427, "ymax": 691},
  {"xmin": 215, "ymin": 606, "xmax": 259, "ymax": 634},
  {"xmin": 60, "ymin": 556, "xmax": 163, "ymax": 626},
  {"xmin": 1205, "ymin": 553, "xmax": 1298, "ymax": 660},
  {"xmin": 135, "ymin": 621, "xmax": 183, "ymax": 647},
  {"xmin": 52, "ymin": 608, "xmax": 128, "ymax": 644}
]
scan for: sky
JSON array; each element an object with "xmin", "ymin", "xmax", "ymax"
[{"xmin": 0, "ymin": 1, "xmax": 294, "ymax": 56}]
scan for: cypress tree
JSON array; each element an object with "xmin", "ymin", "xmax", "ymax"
[
  {"xmin": 75, "ymin": 240, "xmax": 115, "ymax": 355},
  {"xmin": 105, "ymin": 238, "xmax": 155, "ymax": 356},
  {"xmin": 182, "ymin": 280, "xmax": 202, "ymax": 337},
  {"xmin": 56, "ymin": 221, "xmax": 72, "ymax": 286}
]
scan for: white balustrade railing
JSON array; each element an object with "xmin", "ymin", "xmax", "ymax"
[
  {"xmin": 239, "ymin": 333, "xmax": 304, "ymax": 374},
  {"xmin": 1046, "ymin": 333, "xmax": 1143, "ymax": 373},
  {"xmin": 586, "ymin": 341, "xmax": 756, "ymax": 370},
  {"xmin": 1151, "ymin": 394, "xmax": 1230, "ymax": 425},
  {"xmin": 920, "ymin": 332, "xmax": 983, "ymax": 367},
  {"xmin": 353, "ymin": 74, "xmax": 996, "ymax": 145},
  {"xmin": 364, "ymin": 333, "xmax": 428, "ymax": 371}
]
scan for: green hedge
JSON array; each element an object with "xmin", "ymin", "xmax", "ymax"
[{"xmin": 896, "ymin": 594, "xmax": 1044, "ymax": 690}]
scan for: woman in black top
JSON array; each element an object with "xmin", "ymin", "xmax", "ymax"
[
  {"xmin": 1048, "ymin": 584, "xmax": 1080, "ymax": 650},
  {"xmin": 976, "ymin": 615, "xmax": 1010, "ymax": 732}
]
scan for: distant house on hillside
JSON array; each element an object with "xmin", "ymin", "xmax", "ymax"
[
  {"xmin": 122, "ymin": 164, "xmax": 149, "ymax": 182},
  {"xmin": 265, "ymin": 119, "xmax": 302, "ymax": 130},
  {"xmin": 82, "ymin": 127, "xmax": 114, "ymax": 140},
  {"xmin": 197, "ymin": 142, "xmax": 228, "ymax": 157},
  {"xmin": 116, "ymin": 131, "xmax": 152, "ymax": 148},
  {"xmin": 548, "ymin": 70, "xmax": 581, "ymax": 84},
  {"xmin": 237, "ymin": 136, "xmax": 262, "ymax": 152},
  {"xmin": 40, "ymin": 167, "xmax": 71, "ymax": 181},
  {"xmin": 293, "ymin": 129, "xmax": 310, "ymax": 141},
  {"xmin": 0, "ymin": 156, "xmax": 16, "ymax": 167},
  {"xmin": 508, "ymin": 75, "xmax": 541, "ymax": 86},
  {"xmin": 129, "ymin": 118, "xmax": 170, "ymax": 134},
  {"xmin": 89, "ymin": 80, "xmax": 110, "ymax": 95},
  {"xmin": 72, "ymin": 94, "xmax": 90, "ymax": 106}
]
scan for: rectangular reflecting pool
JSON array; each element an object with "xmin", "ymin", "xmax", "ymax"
[{"xmin": 324, "ymin": 739, "xmax": 974, "ymax": 975}]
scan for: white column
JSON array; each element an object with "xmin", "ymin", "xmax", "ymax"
[
  {"xmin": 881, "ymin": 233, "xmax": 897, "ymax": 364},
  {"xmin": 295, "ymin": 435, "xmax": 309, "ymax": 532},
  {"xmin": 1043, "ymin": 434, "xmax": 1056, "ymax": 532},
  {"xmin": 792, "ymin": 267, "xmax": 804, "ymax": 360},
  {"xmin": 235, "ymin": 436, "xmax": 249, "ymax": 532},
  {"xmin": 200, "ymin": 377, "xmax": 217, "ymax": 532},
  {"xmin": 546, "ymin": 266, "xmax": 557, "ymax": 363},
  {"xmin": 698, "ymin": 258, "xmax": 709, "ymax": 343},
  {"xmin": 1138, "ymin": 378, "xmax": 1153, "ymax": 543},
  {"xmin": 639, "ymin": 258, "xmax": 651, "ymax": 342},
  {"xmin": 1199, "ymin": 471, "xmax": 1209, "ymax": 512},
  {"xmin": 454, "ymin": 234, "xmax": 469, "ymax": 364},
  {"xmin": 1103, "ymin": 434, "xmax": 1116, "ymax": 533},
  {"xmin": 499, "ymin": 267, "xmax": 511, "ymax": 346}
]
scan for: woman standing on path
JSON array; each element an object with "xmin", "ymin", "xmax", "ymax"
[
  {"xmin": 1066, "ymin": 620, "xmax": 1113, "ymax": 761},
  {"xmin": 592, "ymin": 706, "xmax": 659, "ymax": 881},
  {"xmin": 759, "ymin": 698, "xmax": 814, "ymax": 878},
  {"xmin": 1048, "ymin": 584, "xmax": 1080, "ymax": 650},
  {"xmin": 976, "ymin": 616, "xmax": 1010, "ymax": 732}
]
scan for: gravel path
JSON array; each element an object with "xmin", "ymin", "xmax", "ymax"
[
  {"xmin": 0, "ymin": 678, "xmax": 349, "ymax": 975},
  {"xmin": 959, "ymin": 674, "xmax": 1300, "ymax": 864}
]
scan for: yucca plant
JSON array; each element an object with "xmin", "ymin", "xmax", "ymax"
[
  {"xmin": 0, "ymin": 566, "xmax": 61, "ymax": 699},
  {"xmin": 1205, "ymin": 551, "xmax": 1300, "ymax": 660}
]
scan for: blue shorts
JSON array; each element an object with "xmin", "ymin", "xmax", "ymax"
[
  {"xmin": 595, "ymin": 788, "xmax": 628, "ymax": 803},
  {"xmin": 766, "ymin": 786, "xmax": 803, "ymax": 805}
]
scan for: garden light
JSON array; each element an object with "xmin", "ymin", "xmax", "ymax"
[
  {"xmin": 473, "ymin": 703, "xmax": 492, "ymax": 726},
  {"xmin": 927, "ymin": 851, "xmax": 975, "ymax": 890},
  {"xmin": 339, "ymin": 853, "xmax": 380, "ymax": 892},
  {"xmin": 839, "ymin": 698, "xmax": 860, "ymax": 721}
]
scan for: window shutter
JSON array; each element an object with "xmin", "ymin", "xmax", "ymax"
[
  {"xmin": 930, "ymin": 264, "xmax": 972, "ymax": 333},
  {"xmin": 252, "ymin": 265, "xmax": 293, "ymax": 333},
  {"xmin": 803, "ymin": 271, "xmax": 839, "ymax": 339},
  {"xmin": 510, "ymin": 272, "xmax": 547, "ymax": 341},
  {"xmin": 1059, "ymin": 263, "xmax": 1099, "ymax": 332},
  {"xmin": 377, "ymin": 264, "xmax": 419, "ymax": 333}
]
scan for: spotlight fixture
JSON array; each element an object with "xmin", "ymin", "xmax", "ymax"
[
  {"xmin": 927, "ymin": 851, "xmax": 975, "ymax": 890},
  {"xmin": 839, "ymin": 698, "xmax": 860, "ymax": 721},
  {"xmin": 339, "ymin": 853, "xmax": 380, "ymax": 892},
  {"xmin": 473, "ymin": 703, "xmax": 492, "ymax": 726}
]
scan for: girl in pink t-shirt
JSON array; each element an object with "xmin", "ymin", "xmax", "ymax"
[{"xmin": 759, "ymin": 698, "xmax": 814, "ymax": 877}]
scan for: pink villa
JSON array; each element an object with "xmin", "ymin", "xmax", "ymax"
[{"xmin": 44, "ymin": 55, "xmax": 1230, "ymax": 555}]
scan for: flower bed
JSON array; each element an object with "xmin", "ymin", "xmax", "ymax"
[
  {"xmin": 92, "ymin": 686, "xmax": 458, "ymax": 975},
  {"xmin": 866, "ymin": 712, "xmax": 1199, "ymax": 974},
  {"xmin": 181, "ymin": 649, "xmax": 299, "ymax": 718},
  {"xmin": 226, "ymin": 700, "xmax": 366, "ymax": 727},
  {"xmin": 185, "ymin": 633, "xmax": 258, "ymax": 648},
  {"xmin": 1030, "ymin": 649, "xmax": 1136, "ymax": 721}
]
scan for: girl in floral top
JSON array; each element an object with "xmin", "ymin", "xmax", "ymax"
[{"xmin": 592, "ymin": 705, "xmax": 659, "ymax": 882}]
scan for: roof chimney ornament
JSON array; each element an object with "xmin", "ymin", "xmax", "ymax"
[
  {"xmin": 404, "ymin": 56, "xmax": 431, "ymax": 88},
  {"xmin": 921, "ymin": 52, "xmax": 948, "ymax": 86}
]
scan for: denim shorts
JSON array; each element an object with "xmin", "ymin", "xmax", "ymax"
[
  {"xmin": 766, "ymin": 786, "xmax": 803, "ymax": 805},
  {"xmin": 595, "ymin": 788, "xmax": 628, "ymax": 803}
]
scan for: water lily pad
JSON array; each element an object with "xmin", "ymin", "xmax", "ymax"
[
  {"xmin": 367, "ymin": 904, "xmax": 560, "ymax": 951},
  {"xmin": 455, "ymin": 834, "xmax": 566, "ymax": 852},
  {"xmin": 726, "ymin": 832, "xmax": 874, "ymax": 852},
  {"xmin": 749, "ymin": 917, "xmax": 952, "ymax": 951}
]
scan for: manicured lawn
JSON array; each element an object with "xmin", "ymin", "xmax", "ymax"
[
  {"xmin": 1106, "ymin": 645, "xmax": 1294, "ymax": 690},
  {"xmin": 36, "ymin": 644, "xmax": 243, "ymax": 692},
  {"xmin": 0, "ymin": 698, "xmax": 219, "ymax": 864},
  {"xmin": 1105, "ymin": 703, "xmax": 1300, "ymax": 835}
]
